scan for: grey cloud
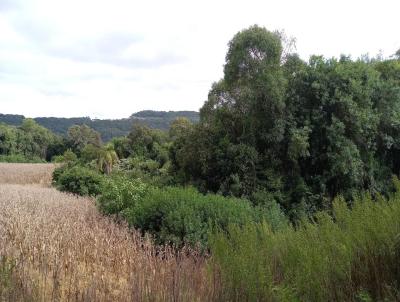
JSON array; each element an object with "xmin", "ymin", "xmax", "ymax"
[
  {"xmin": 10, "ymin": 16, "xmax": 186, "ymax": 70},
  {"xmin": 47, "ymin": 34, "xmax": 186, "ymax": 69}
]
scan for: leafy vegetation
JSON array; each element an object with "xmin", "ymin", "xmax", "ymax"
[
  {"xmin": 170, "ymin": 25, "xmax": 400, "ymax": 219},
  {"xmin": 98, "ymin": 177, "xmax": 286, "ymax": 248},
  {"xmin": 53, "ymin": 165, "xmax": 105, "ymax": 196},
  {"xmin": 0, "ymin": 119, "xmax": 62, "ymax": 162},
  {"xmin": 210, "ymin": 183, "xmax": 400, "ymax": 301}
]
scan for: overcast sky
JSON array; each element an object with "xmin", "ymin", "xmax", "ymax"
[{"xmin": 0, "ymin": 0, "xmax": 399, "ymax": 119}]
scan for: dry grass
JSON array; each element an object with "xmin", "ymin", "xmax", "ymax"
[
  {"xmin": 0, "ymin": 163, "xmax": 55, "ymax": 186},
  {"xmin": 0, "ymin": 164, "xmax": 218, "ymax": 301}
]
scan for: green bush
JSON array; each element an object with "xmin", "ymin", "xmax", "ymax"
[
  {"xmin": 0, "ymin": 154, "xmax": 45, "ymax": 163},
  {"xmin": 97, "ymin": 175, "xmax": 148, "ymax": 215},
  {"xmin": 99, "ymin": 182, "xmax": 287, "ymax": 248},
  {"xmin": 210, "ymin": 188, "xmax": 400, "ymax": 301},
  {"xmin": 51, "ymin": 149, "xmax": 78, "ymax": 163},
  {"xmin": 54, "ymin": 165, "xmax": 105, "ymax": 196}
]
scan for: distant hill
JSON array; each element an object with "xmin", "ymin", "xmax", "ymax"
[{"xmin": 0, "ymin": 111, "xmax": 199, "ymax": 141}]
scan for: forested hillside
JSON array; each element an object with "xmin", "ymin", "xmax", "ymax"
[{"xmin": 0, "ymin": 110, "xmax": 199, "ymax": 141}]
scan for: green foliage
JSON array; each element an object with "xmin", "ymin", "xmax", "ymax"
[
  {"xmin": 99, "ymin": 182, "xmax": 286, "ymax": 248},
  {"xmin": 52, "ymin": 149, "xmax": 78, "ymax": 163},
  {"xmin": 171, "ymin": 25, "xmax": 400, "ymax": 218},
  {"xmin": 97, "ymin": 176, "xmax": 148, "ymax": 215},
  {"xmin": 0, "ymin": 119, "xmax": 59, "ymax": 162},
  {"xmin": 0, "ymin": 154, "xmax": 45, "ymax": 163},
  {"xmin": 96, "ymin": 144, "xmax": 119, "ymax": 175},
  {"xmin": 52, "ymin": 164, "xmax": 68, "ymax": 184},
  {"xmin": 210, "ymin": 189, "xmax": 400, "ymax": 301},
  {"xmin": 67, "ymin": 124, "xmax": 102, "ymax": 154},
  {"xmin": 111, "ymin": 136, "xmax": 130, "ymax": 159},
  {"xmin": 224, "ymin": 25, "xmax": 283, "ymax": 86},
  {"xmin": 53, "ymin": 165, "xmax": 105, "ymax": 196},
  {"xmin": 0, "ymin": 118, "xmax": 66, "ymax": 163},
  {"xmin": 80, "ymin": 144, "xmax": 100, "ymax": 163}
]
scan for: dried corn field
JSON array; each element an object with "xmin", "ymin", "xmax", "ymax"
[
  {"xmin": 0, "ymin": 163, "xmax": 55, "ymax": 186},
  {"xmin": 0, "ymin": 163, "xmax": 218, "ymax": 302}
]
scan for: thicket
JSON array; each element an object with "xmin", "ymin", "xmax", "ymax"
[
  {"xmin": 53, "ymin": 165, "xmax": 105, "ymax": 196},
  {"xmin": 0, "ymin": 154, "xmax": 44, "ymax": 163},
  {"xmin": 98, "ymin": 176, "xmax": 287, "ymax": 248},
  {"xmin": 210, "ymin": 183, "xmax": 400, "ymax": 301}
]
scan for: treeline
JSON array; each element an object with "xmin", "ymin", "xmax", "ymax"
[
  {"xmin": 0, "ymin": 110, "xmax": 200, "ymax": 142},
  {"xmin": 0, "ymin": 119, "xmax": 63, "ymax": 162},
  {"xmin": 170, "ymin": 26, "xmax": 400, "ymax": 219}
]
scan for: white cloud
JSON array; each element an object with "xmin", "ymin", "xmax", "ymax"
[{"xmin": 0, "ymin": 0, "xmax": 399, "ymax": 118}]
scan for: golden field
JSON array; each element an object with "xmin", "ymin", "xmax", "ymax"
[
  {"xmin": 0, "ymin": 163, "xmax": 55, "ymax": 185},
  {"xmin": 0, "ymin": 163, "xmax": 216, "ymax": 301}
]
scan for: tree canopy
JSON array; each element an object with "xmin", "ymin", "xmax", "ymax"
[{"xmin": 170, "ymin": 25, "xmax": 400, "ymax": 218}]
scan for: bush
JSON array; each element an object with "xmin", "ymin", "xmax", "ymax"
[
  {"xmin": 0, "ymin": 154, "xmax": 45, "ymax": 163},
  {"xmin": 99, "ymin": 182, "xmax": 287, "ymax": 248},
  {"xmin": 54, "ymin": 165, "xmax": 105, "ymax": 196},
  {"xmin": 52, "ymin": 165, "xmax": 68, "ymax": 184},
  {"xmin": 97, "ymin": 175, "xmax": 148, "ymax": 215},
  {"xmin": 209, "ymin": 190, "xmax": 400, "ymax": 301},
  {"xmin": 51, "ymin": 149, "xmax": 77, "ymax": 163}
]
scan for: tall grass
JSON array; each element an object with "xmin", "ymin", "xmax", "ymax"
[
  {"xmin": 0, "ymin": 164, "xmax": 216, "ymax": 301},
  {"xmin": 210, "ymin": 189, "xmax": 400, "ymax": 301}
]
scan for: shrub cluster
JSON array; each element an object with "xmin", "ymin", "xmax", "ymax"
[
  {"xmin": 53, "ymin": 165, "xmax": 105, "ymax": 196},
  {"xmin": 0, "ymin": 154, "xmax": 45, "ymax": 163},
  {"xmin": 210, "ymin": 186, "xmax": 400, "ymax": 301},
  {"xmin": 98, "ymin": 177, "xmax": 287, "ymax": 248},
  {"xmin": 97, "ymin": 175, "xmax": 148, "ymax": 215}
]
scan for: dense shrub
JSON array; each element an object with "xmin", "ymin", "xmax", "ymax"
[
  {"xmin": 126, "ymin": 187, "xmax": 251, "ymax": 247},
  {"xmin": 0, "ymin": 154, "xmax": 45, "ymax": 163},
  {"xmin": 52, "ymin": 165, "xmax": 68, "ymax": 184},
  {"xmin": 98, "ymin": 180, "xmax": 287, "ymax": 248},
  {"xmin": 51, "ymin": 149, "xmax": 78, "ymax": 163},
  {"xmin": 210, "ymin": 186, "xmax": 400, "ymax": 301},
  {"xmin": 54, "ymin": 165, "xmax": 105, "ymax": 196},
  {"xmin": 97, "ymin": 175, "xmax": 148, "ymax": 215}
]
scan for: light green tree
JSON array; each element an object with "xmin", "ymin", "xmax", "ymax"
[{"xmin": 97, "ymin": 144, "xmax": 119, "ymax": 175}]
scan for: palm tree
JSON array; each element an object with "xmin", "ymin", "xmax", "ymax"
[{"xmin": 97, "ymin": 144, "xmax": 119, "ymax": 175}]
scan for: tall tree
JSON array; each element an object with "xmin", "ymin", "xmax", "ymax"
[{"xmin": 67, "ymin": 124, "xmax": 102, "ymax": 154}]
